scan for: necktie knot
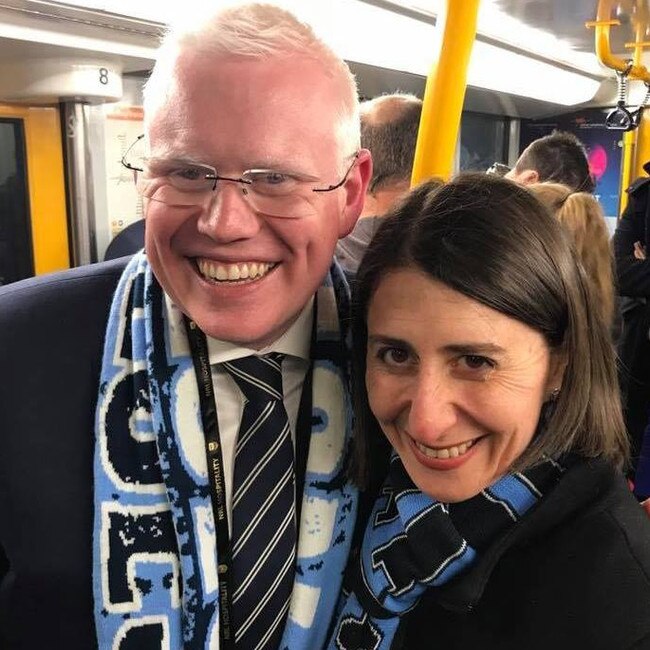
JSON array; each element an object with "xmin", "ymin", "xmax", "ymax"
[{"xmin": 223, "ymin": 352, "xmax": 285, "ymax": 403}]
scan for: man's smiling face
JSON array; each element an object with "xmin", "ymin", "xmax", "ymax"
[{"xmin": 144, "ymin": 53, "xmax": 369, "ymax": 348}]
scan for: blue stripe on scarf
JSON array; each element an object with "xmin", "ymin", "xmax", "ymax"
[{"xmin": 484, "ymin": 473, "xmax": 541, "ymax": 517}]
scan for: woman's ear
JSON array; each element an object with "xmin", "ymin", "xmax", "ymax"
[{"xmin": 545, "ymin": 350, "xmax": 567, "ymax": 400}]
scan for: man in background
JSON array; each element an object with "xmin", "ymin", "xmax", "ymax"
[
  {"xmin": 505, "ymin": 129, "xmax": 595, "ymax": 193},
  {"xmin": 614, "ymin": 162, "xmax": 650, "ymax": 491},
  {"xmin": 336, "ymin": 93, "xmax": 423, "ymax": 274},
  {"xmin": 103, "ymin": 217, "xmax": 144, "ymax": 260}
]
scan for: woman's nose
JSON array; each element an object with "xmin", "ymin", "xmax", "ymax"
[{"xmin": 406, "ymin": 370, "xmax": 458, "ymax": 442}]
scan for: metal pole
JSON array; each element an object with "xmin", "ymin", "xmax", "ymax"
[
  {"xmin": 61, "ymin": 101, "xmax": 97, "ymax": 266},
  {"xmin": 507, "ymin": 119, "xmax": 521, "ymax": 168},
  {"xmin": 411, "ymin": 0, "xmax": 480, "ymax": 184}
]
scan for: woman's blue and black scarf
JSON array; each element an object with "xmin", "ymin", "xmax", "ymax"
[{"xmin": 329, "ymin": 452, "xmax": 565, "ymax": 649}]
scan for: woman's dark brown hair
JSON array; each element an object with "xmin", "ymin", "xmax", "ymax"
[{"xmin": 351, "ymin": 173, "xmax": 628, "ymax": 490}]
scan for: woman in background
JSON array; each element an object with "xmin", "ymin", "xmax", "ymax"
[
  {"xmin": 329, "ymin": 174, "xmax": 650, "ymax": 650},
  {"xmin": 529, "ymin": 182, "xmax": 615, "ymax": 327}
]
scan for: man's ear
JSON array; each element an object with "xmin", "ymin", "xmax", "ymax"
[
  {"xmin": 518, "ymin": 168, "xmax": 540, "ymax": 185},
  {"xmin": 338, "ymin": 148, "xmax": 373, "ymax": 237}
]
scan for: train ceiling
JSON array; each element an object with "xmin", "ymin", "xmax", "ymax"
[{"xmin": 0, "ymin": 0, "xmax": 648, "ymax": 115}]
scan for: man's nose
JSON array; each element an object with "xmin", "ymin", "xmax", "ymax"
[
  {"xmin": 407, "ymin": 368, "xmax": 458, "ymax": 442},
  {"xmin": 198, "ymin": 181, "xmax": 262, "ymax": 242}
]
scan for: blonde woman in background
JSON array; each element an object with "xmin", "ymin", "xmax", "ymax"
[{"xmin": 529, "ymin": 182, "xmax": 615, "ymax": 327}]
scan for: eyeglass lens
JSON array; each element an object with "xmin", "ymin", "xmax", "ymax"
[{"xmin": 135, "ymin": 173, "xmax": 318, "ymax": 219}]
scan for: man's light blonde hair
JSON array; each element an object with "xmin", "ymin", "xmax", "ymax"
[{"xmin": 143, "ymin": 3, "xmax": 360, "ymax": 163}]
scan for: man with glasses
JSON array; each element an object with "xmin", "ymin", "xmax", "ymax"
[{"xmin": 0, "ymin": 4, "xmax": 371, "ymax": 648}]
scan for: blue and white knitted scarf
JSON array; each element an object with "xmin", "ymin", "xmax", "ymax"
[
  {"xmin": 329, "ymin": 453, "xmax": 565, "ymax": 649},
  {"xmin": 93, "ymin": 252, "xmax": 358, "ymax": 649}
]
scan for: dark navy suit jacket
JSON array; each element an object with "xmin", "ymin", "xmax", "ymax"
[{"xmin": 0, "ymin": 258, "xmax": 129, "ymax": 648}]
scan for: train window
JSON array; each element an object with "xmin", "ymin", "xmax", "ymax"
[
  {"xmin": 459, "ymin": 112, "xmax": 509, "ymax": 172},
  {"xmin": 0, "ymin": 119, "xmax": 33, "ymax": 285}
]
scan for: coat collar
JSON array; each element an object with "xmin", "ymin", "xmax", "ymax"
[{"xmin": 431, "ymin": 458, "xmax": 616, "ymax": 613}]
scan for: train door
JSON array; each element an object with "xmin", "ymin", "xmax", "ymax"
[{"xmin": 0, "ymin": 104, "xmax": 69, "ymax": 285}]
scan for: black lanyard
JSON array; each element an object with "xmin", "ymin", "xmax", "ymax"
[{"xmin": 184, "ymin": 316, "xmax": 234, "ymax": 650}]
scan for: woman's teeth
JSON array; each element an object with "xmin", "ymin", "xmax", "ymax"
[
  {"xmin": 414, "ymin": 438, "xmax": 475, "ymax": 459},
  {"xmin": 197, "ymin": 260, "xmax": 276, "ymax": 282}
]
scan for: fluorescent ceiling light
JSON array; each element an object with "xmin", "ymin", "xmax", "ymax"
[
  {"xmin": 42, "ymin": 0, "xmax": 167, "ymax": 22},
  {"xmin": 292, "ymin": 0, "xmax": 601, "ymax": 105},
  {"xmin": 467, "ymin": 41, "xmax": 601, "ymax": 105},
  {"xmin": 42, "ymin": 0, "xmax": 602, "ymax": 105},
  {"xmin": 474, "ymin": 2, "xmax": 604, "ymax": 76},
  {"xmin": 404, "ymin": 0, "xmax": 605, "ymax": 76}
]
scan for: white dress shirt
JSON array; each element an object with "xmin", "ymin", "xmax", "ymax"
[{"xmin": 205, "ymin": 298, "xmax": 313, "ymax": 532}]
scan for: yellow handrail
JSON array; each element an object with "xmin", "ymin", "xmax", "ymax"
[
  {"xmin": 411, "ymin": 0, "xmax": 480, "ymax": 185},
  {"xmin": 587, "ymin": 0, "xmax": 650, "ymax": 213},
  {"xmin": 587, "ymin": 0, "xmax": 650, "ymax": 82},
  {"xmin": 619, "ymin": 2, "xmax": 647, "ymax": 213}
]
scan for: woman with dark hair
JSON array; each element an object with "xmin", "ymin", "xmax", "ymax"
[{"xmin": 329, "ymin": 174, "xmax": 650, "ymax": 650}]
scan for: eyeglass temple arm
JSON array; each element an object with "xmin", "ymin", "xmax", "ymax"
[
  {"xmin": 121, "ymin": 134, "xmax": 146, "ymax": 172},
  {"xmin": 312, "ymin": 152, "xmax": 360, "ymax": 193}
]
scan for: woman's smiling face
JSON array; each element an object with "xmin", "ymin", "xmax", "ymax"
[{"xmin": 365, "ymin": 268, "xmax": 564, "ymax": 503}]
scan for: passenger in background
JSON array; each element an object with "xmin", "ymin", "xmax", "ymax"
[
  {"xmin": 529, "ymin": 182, "xmax": 614, "ymax": 327},
  {"xmin": 506, "ymin": 130, "xmax": 596, "ymax": 194},
  {"xmin": 0, "ymin": 4, "xmax": 372, "ymax": 648},
  {"xmin": 330, "ymin": 174, "xmax": 650, "ymax": 650},
  {"xmin": 103, "ymin": 217, "xmax": 144, "ymax": 260},
  {"xmin": 614, "ymin": 165, "xmax": 650, "ymax": 493},
  {"xmin": 336, "ymin": 93, "xmax": 428, "ymax": 274}
]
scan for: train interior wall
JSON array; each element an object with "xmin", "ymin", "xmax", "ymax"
[{"xmin": 3, "ymin": 67, "xmax": 650, "ymax": 279}]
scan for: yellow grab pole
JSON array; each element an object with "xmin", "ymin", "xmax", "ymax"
[
  {"xmin": 620, "ymin": 130, "xmax": 636, "ymax": 215},
  {"xmin": 411, "ymin": 0, "xmax": 480, "ymax": 185},
  {"xmin": 619, "ymin": 0, "xmax": 646, "ymax": 214}
]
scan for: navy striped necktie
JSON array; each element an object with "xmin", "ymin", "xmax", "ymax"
[{"xmin": 223, "ymin": 353, "xmax": 296, "ymax": 649}]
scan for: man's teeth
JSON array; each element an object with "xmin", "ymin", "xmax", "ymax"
[
  {"xmin": 415, "ymin": 438, "xmax": 475, "ymax": 459},
  {"xmin": 197, "ymin": 260, "xmax": 275, "ymax": 281}
]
